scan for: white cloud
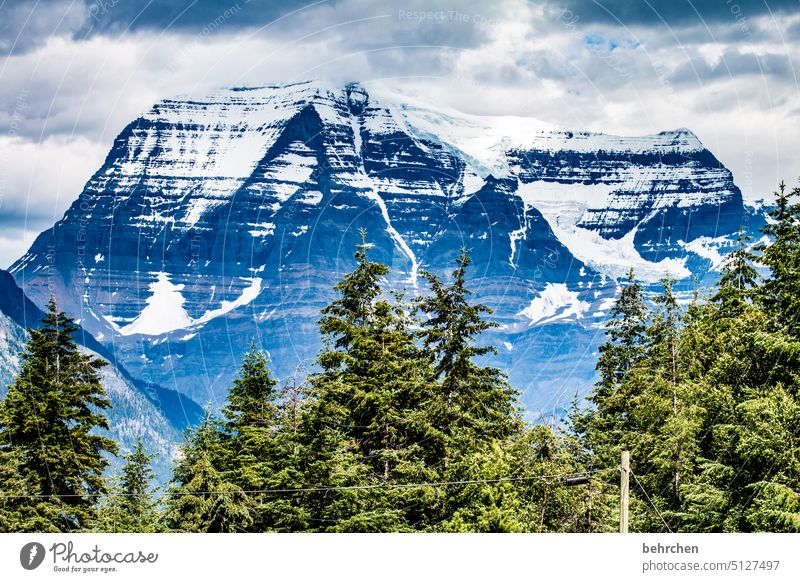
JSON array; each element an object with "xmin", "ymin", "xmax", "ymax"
[{"xmin": 0, "ymin": 134, "xmax": 106, "ymax": 226}]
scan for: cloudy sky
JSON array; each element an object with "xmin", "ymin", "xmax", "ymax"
[{"xmin": 0, "ymin": 0, "xmax": 798, "ymax": 267}]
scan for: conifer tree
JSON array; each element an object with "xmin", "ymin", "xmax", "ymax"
[
  {"xmin": 583, "ymin": 269, "xmax": 648, "ymax": 469},
  {"xmin": 0, "ymin": 446, "xmax": 63, "ymax": 532},
  {"xmin": 301, "ymin": 232, "xmax": 439, "ymax": 531},
  {"xmin": 713, "ymin": 228, "xmax": 758, "ymax": 317},
  {"xmin": 648, "ymin": 276, "xmax": 682, "ymax": 390},
  {"xmin": 575, "ymin": 181, "xmax": 800, "ymax": 532},
  {"xmin": 736, "ymin": 384, "xmax": 800, "ymax": 531},
  {"xmin": 415, "ymin": 249, "xmax": 529, "ymax": 530},
  {"xmin": 219, "ymin": 347, "xmax": 309, "ymax": 531},
  {"xmin": 594, "ymin": 269, "xmax": 648, "ymax": 400},
  {"xmin": 98, "ymin": 438, "xmax": 159, "ymax": 532},
  {"xmin": 0, "ymin": 298, "xmax": 117, "ymax": 531},
  {"xmin": 164, "ymin": 409, "xmax": 252, "ymax": 532},
  {"xmin": 756, "ymin": 180, "xmax": 800, "ymax": 335},
  {"xmin": 416, "ymin": 249, "xmax": 521, "ymax": 442},
  {"xmin": 221, "ymin": 347, "xmax": 279, "ymax": 499}
]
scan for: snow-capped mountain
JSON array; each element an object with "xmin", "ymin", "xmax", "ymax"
[{"xmin": 8, "ymin": 80, "xmax": 752, "ymax": 415}]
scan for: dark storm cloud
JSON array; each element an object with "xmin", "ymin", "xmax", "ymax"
[
  {"xmin": 554, "ymin": 0, "xmax": 799, "ymax": 26},
  {"xmin": 668, "ymin": 48, "xmax": 796, "ymax": 84},
  {"xmin": 0, "ymin": 0, "xmax": 499, "ymax": 55},
  {"xmin": 0, "ymin": 0, "xmax": 88, "ymax": 54},
  {"xmin": 0, "ymin": 0, "xmax": 336, "ymax": 55},
  {"xmin": 80, "ymin": 0, "xmax": 319, "ymax": 35}
]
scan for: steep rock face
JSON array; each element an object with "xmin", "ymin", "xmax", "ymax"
[{"xmin": 9, "ymin": 80, "xmax": 749, "ymax": 413}]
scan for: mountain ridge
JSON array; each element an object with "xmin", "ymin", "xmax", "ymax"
[{"xmin": 7, "ymin": 79, "xmax": 752, "ymax": 414}]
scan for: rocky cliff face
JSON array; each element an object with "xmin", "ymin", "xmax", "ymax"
[{"xmin": 9, "ymin": 80, "xmax": 748, "ymax": 414}]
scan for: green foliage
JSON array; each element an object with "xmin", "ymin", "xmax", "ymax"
[
  {"xmin": 581, "ymin": 180, "xmax": 800, "ymax": 532},
  {"xmin": 712, "ymin": 227, "xmax": 758, "ymax": 317},
  {"xmin": 97, "ymin": 438, "xmax": 160, "ymax": 532},
  {"xmin": 0, "ymin": 299, "xmax": 117, "ymax": 531},
  {"xmin": 12, "ymin": 176, "xmax": 800, "ymax": 534},
  {"xmin": 595, "ymin": 268, "xmax": 648, "ymax": 400},
  {"xmin": 218, "ymin": 347, "xmax": 310, "ymax": 531},
  {"xmin": 163, "ymin": 409, "xmax": 253, "ymax": 532},
  {"xmin": 417, "ymin": 249, "xmax": 522, "ymax": 442},
  {"xmin": 756, "ymin": 180, "xmax": 800, "ymax": 335},
  {"xmin": 300, "ymin": 234, "xmax": 440, "ymax": 531}
]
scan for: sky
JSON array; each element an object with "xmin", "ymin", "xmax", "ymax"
[{"xmin": 0, "ymin": 0, "xmax": 798, "ymax": 267}]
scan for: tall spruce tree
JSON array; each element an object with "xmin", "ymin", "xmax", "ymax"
[
  {"xmin": 415, "ymin": 249, "xmax": 530, "ymax": 531},
  {"xmin": 757, "ymin": 180, "xmax": 800, "ymax": 335},
  {"xmin": 221, "ymin": 347, "xmax": 279, "ymax": 504},
  {"xmin": 416, "ymin": 249, "xmax": 521, "ymax": 442},
  {"xmin": 712, "ymin": 228, "xmax": 758, "ymax": 317},
  {"xmin": 594, "ymin": 268, "xmax": 648, "ymax": 400},
  {"xmin": 301, "ymin": 233, "xmax": 439, "ymax": 531},
  {"xmin": 635, "ymin": 277, "xmax": 699, "ymax": 518},
  {"xmin": 0, "ymin": 298, "xmax": 117, "ymax": 531},
  {"xmin": 582, "ymin": 269, "xmax": 648, "ymax": 470},
  {"xmin": 97, "ymin": 438, "xmax": 159, "ymax": 532},
  {"xmin": 164, "ymin": 409, "xmax": 252, "ymax": 532},
  {"xmin": 219, "ymin": 346, "xmax": 309, "ymax": 531}
]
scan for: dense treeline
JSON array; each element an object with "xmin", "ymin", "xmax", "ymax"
[
  {"xmin": 2, "ymin": 182, "xmax": 800, "ymax": 532},
  {"xmin": 157, "ymin": 237, "xmax": 587, "ymax": 532},
  {"xmin": 574, "ymin": 181, "xmax": 800, "ymax": 532}
]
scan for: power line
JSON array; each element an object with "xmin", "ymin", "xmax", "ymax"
[
  {"xmin": 0, "ymin": 469, "xmax": 611, "ymax": 500},
  {"xmin": 630, "ymin": 469, "xmax": 673, "ymax": 533}
]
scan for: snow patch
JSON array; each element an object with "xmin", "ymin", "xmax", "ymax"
[
  {"xmin": 248, "ymin": 222, "xmax": 276, "ymax": 237},
  {"xmin": 116, "ymin": 273, "xmax": 193, "ymax": 336},
  {"xmin": 108, "ymin": 273, "xmax": 263, "ymax": 336},
  {"xmin": 518, "ymin": 283, "xmax": 590, "ymax": 325},
  {"xmin": 193, "ymin": 277, "xmax": 262, "ymax": 326},
  {"xmin": 365, "ymin": 82, "xmax": 704, "ymax": 180},
  {"xmin": 348, "ymin": 112, "xmax": 420, "ymax": 287},
  {"xmin": 679, "ymin": 236, "xmax": 729, "ymax": 271},
  {"xmin": 516, "ymin": 180, "xmax": 691, "ymax": 281}
]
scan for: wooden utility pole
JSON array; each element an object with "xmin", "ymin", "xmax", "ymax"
[{"xmin": 620, "ymin": 450, "xmax": 630, "ymax": 533}]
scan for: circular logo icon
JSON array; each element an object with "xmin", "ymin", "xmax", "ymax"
[{"xmin": 20, "ymin": 542, "xmax": 46, "ymax": 570}]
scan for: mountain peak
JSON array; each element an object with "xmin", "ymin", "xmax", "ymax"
[{"xmin": 10, "ymin": 80, "xmax": 747, "ymax": 413}]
